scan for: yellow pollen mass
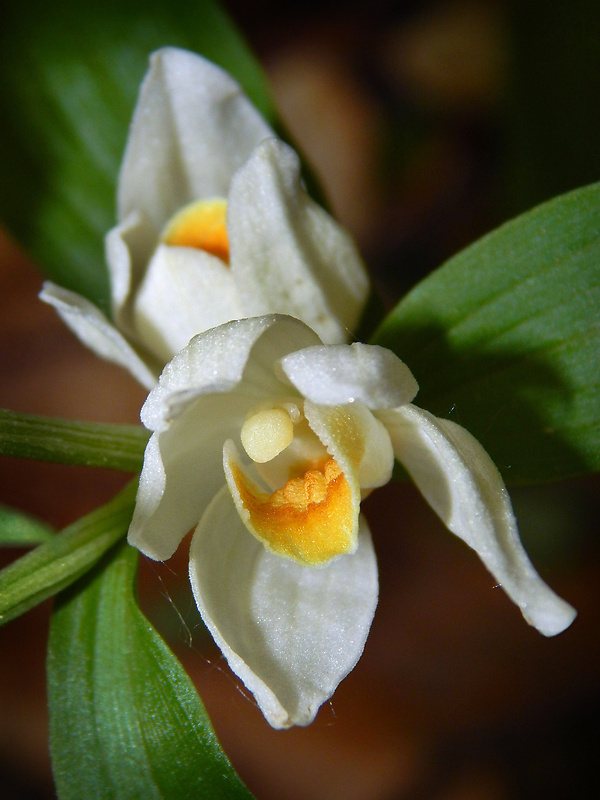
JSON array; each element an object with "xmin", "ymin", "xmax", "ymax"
[
  {"xmin": 240, "ymin": 408, "xmax": 294, "ymax": 464},
  {"xmin": 161, "ymin": 198, "xmax": 229, "ymax": 263},
  {"xmin": 229, "ymin": 457, "xmax": 357, "ymax": 565}
]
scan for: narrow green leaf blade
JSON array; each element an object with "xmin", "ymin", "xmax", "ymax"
[
  {"xmin": 48, "ymin": 541, "xmax": 254, "ymax": 800},
  {"xmin": 0, "ymin": 504, "xmax": 54, "ymax": 546},
  {"xmin": 0, "ymin": 0, "xmax": 275, "ymax": 313},
  {"xmin": 373, "ymin": 182, "xmax": 600, "ymax": 484},
  {"xmin": 0, "ymin": 481, "xmax": 136, "ymax": 625},
  {"xmin": 0, "ymin": 409, "xmax": 148, "ymax": 470}
]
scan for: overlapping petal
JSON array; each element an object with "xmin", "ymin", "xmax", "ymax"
[
  {"xmin": 228, "ymin": 139, "xmax": 369, "ymax": 344},
  {"xmin": 130, "ymin": 245, "xmax": 243, "ymax": 363},
  {"xmin": 129, "ymin": 393, "xmax": 245, "ymax": 561},
  {"xmin": 303, "ymin": 401, "xmax": 394, "ymax": 490},
  {"xmin": 130, "ymin": 316, "xmax": 321, "ymax": 560}
]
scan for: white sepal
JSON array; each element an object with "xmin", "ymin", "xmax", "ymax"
[
  {"xmin": 228, "ymin": 138, "xmax": 369, "ymax": 344},
  {"xmin": 140, "ymin": 315, "xmax": 319, "ymax": 432},
  {"xmin": 281, "ymin": 342, "xmax": 419, "ymax": 408},
  {"xmin": 189, "ymin": 485, "xmax": 378, "ymax": 728},
  {"xmin": 105, "ymin": 210, "xmax": 160, "ymax": 333},
  {"xmin": 39, "ymin": 282, "xmax": 159, "ymax": 390},
  {"xmin": 118, "ymin": 47, "xmax": 273, "ymax": 231},
  {"xmin": 381, "ymin": 404, "xmax": 577, "ymax": 636}
]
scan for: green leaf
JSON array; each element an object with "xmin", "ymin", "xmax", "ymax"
[
  {"xmin": 48, "ymin": 541, "xmax": 254, "ymax": 800},
  {"xmin": 0, "ymin": 409, "xmax": 148, "ymax": 470},
  {"xmin": 0, "ymin": 480, "xmax": 136, "ymax": 625},
  {"xmin": 0, "ymin": 0, "xmax": 275, "ymax": 314},
  {"xmin": 0, "ymin": 504, "xmax": 54, "ymax": 546},
  {"xmin": 373, "ymin": 182, "xmax": 600, "ymax": 484}
]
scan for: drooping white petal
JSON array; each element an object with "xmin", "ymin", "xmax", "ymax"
[
  {"xmin": 380, "ymin": 404, "xmax": 577, "ymax": 636},
  {"xmin": 281, "ymin": 343, "xmax": 419, "ymax": 408},
  {"xmin": 39, "ymin": 282, "xmax": 159, "ymax": 390},
  {"xmin": 141, "ymin": 315, "xmax": 319, "ymax": 433},
  {"xmin": 189, "ymin": 485, "xmax": 378, "ymax": 728},
  {"xmin": 228, "ymin": 139, "xmax": 369, "ymax": 344},
  {"xmin": 118, "ymin": 47, "xmax": 273, "ymax": 232},
  {"xmin": 131, "ymin": 244, "xmax": 243, "ymax": 363},
  {"xmin": 304, "ymin": 401, "xmax": 394, "ymax": 490}
]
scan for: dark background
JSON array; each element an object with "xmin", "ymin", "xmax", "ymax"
[{"xmin": 1, "ymin": 1, "xmax": 599, "ymax": 797}]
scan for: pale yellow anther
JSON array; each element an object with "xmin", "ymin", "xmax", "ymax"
[{"xmin": 241, "ymin": 408, "xmax": 294, "ymax": 464}]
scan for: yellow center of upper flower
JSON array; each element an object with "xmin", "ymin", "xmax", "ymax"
[{"xmin": 161, "ymin": 198, "xmax": 229, "ymax": 263}]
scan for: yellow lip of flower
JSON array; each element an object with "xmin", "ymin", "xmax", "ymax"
[
  {"xmin": 225, "ymin": 442, "xmax": 357, "ymax": 567},
  {"xmin": 161, "ymin": 198, "xmax": 230, "ymax": 263}
]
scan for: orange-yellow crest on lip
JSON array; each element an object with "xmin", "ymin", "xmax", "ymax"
[
  {"xmin": 162, "ymin": 198, "xmax": 229, "ymax": 263},
  {"xmin": 227, "ymin": 455, "xmax": 358, "ymax": 566}
]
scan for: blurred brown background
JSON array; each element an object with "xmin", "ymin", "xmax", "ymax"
[{"xmin": 1, "ymin": 1, "xmax": 599, "ymax": 798}]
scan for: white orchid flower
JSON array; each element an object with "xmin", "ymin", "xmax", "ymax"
[
  {"xmin": 128, "ymin": 314, "xmax": 576, "ymax": 729},
  {"xmin": 40, "ymin": 47, "xmax": 369, "ymax": 389}
]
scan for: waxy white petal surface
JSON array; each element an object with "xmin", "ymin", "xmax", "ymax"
[
  {"xmin": 140, "ymin": 316, "xmax": 302, "ymax": 432},
  {"xmin": 132, "ymin": 244, "xmax": 243, "ymax": 363},
  {"xmin": 228, "ymin": 139, "xmax": 369, "ymax": 344},
  {"xmin": 118, "ymin": 48, "xmax": 273, "ymax": 232},
  {"xmin": 105, "ymin": 211, "xmax": 158, "ymax": 330},
  {"xmin": 189, "ymin": 486, "xmax": 378, "ymax": 728},
  {"xmin": 131, "ymin": 316, "xmax": 322, "ymax": 561},
  {"xmin": 381, "ymin": 404, "xmax": 577, "ymax": 636},
  {"xmin": 39, "ymin": 282, "xmax": 159, "ymax": 390},
  {"xmin": 128, "ymin": 392, "xmax": 247, "ymax": 561},
  {"xmin": 281, "ymin": 342, "xmax": 419, "ymax": 408}
]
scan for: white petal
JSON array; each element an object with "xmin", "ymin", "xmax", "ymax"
[
  {"xmin": 105, "ymin": 210, "xmax": 158, "ymax": 331},
  {"xmin": 118, "ymin": 47, "xmax": 273, "ymax": 231},
  {"xmin": 304, "ymin": 401, "xmax": 394, "ymax": 490},
  {"xmin": 131, "ymin": 244, "xmax": 244, "ymax": 363},
  {"xmin": 381, "ymin": 404, "xmax": 577, "ymax": 636},
  {"xmin": 141, "ymin": 315, "xmax": 319, "ymax": 433},
  {"xmin": 131, "ymin": 315, "xmax": 321, "ymax": 560},
  {"xmin": 189, "ymin": 485, "xmax": 378, "ymax": 728},
  {"xmin": 281, "ymin": 343, "xmax": 419, "ymax": 408},
  {"xmin": 228, "ymin": 139, "xmax": 369, "ymax": 344},
  {"xmin": 128, "ymin": 390, "xmax": 246, "ymax": 561},
  {"xmin": 39, "ymin": 282, "xmax": 159, "ymax": 389}
]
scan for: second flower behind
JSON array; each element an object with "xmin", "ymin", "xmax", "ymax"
[{"xmin": 41, "ymin": 47, "xmax": 369, "ymax": 388}]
